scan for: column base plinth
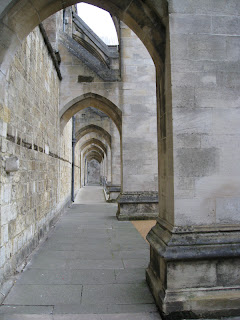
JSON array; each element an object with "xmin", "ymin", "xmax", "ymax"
[{"xmin": 146, "ymin": 220, "xmax": 240, "ymax": 319}]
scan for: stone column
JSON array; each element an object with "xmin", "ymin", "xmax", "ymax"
[
  {"xmin": 147, "ymin": 1, "xmax": 240, "ymax": 317},
  {"xmin": 110, "ymin": 122, "xmax": 121, "ymax": 186},
  {"xmin": 104, "ymin": 121, "xmax": 121, "ymax": 202},
  {"xmin": 107, "ymin": 145, "xmax": 112, "ymax": 183},
  {"xmin": 117, "ymin": 23, "xmax": 158, "ymax": 220}
]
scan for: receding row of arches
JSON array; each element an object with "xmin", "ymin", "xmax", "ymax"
[
  {"xmin": 61, "ymin": 92, "xmax": 122, "ymax": 194},
  {"xmin": 0, "ymin": 0, "xmax": 238, "ymax": 318}
]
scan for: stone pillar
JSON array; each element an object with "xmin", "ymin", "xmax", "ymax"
[
  {"xmin": 104, "ymin": 155, "xmax": 108, "ymax": 182},
  {"xmin": 117, "ymin": 23, "xmax": 158, "ymax": 220},
  {"xmin": 110, "ymin": 122, "xmax": 121, "ymax": 186},
  {"xmin": 104, "ymin": 121, "xmax": 121, "ymax": 202},
  {"xmin": 107, "ymin": 145, "xmax": 112, "ymax": 183},
  {"xmin": 147, "ymin": 1, "xmax": 240, "ymax": 317},
  {"xmin": 84, "ymin": 158, "xmax": 88, "ymax": 186},
  {"xmin": 80, "ymin": 152, "xmax": 85, "ymax": 187}
]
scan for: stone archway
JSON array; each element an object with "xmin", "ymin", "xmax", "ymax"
[
  {"xmin": 64, "ymin": 94, "xmax": 122, "ymax": 192},
  {"xmin": 0, "ymin": 0, "xmax": 167, "ymax": 78},
  {"xmin": 76, "ymin": 125, "xmax": 111, "ymax": 147},
  {"xmin": 77, "ymin": 131, "xmax": 114, "ymax": 186},
  {"xmin": 86, "ymin": 150, "xmax": 103, "ymax": 162},
  {"xmin": 1, "ymin": 0, "xmax": 238, "ymax": 318},
  {"xmin": 83, "ymin": 146, "xmax": 105, "ymax": 159},
  {"xmin": 60, "ymin": 92, "xmax": 122, "ymax": 134},
  {"xmin": 80, "ymin": 138, "xmax": 108, "ymax": 155}
]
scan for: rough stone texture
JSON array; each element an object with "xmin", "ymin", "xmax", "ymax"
[
  {"xmin": 117, "ymin": 192, "xmax": 159, "ymax": 220},
  {"xmin": 86, "ymin": 159, "xmax": 101, "ymax": 185},
  {"xmin": 169, "ymin": 0, "xmax": 240, "ymax": 228},
  {"xmin": 5, "ymin": 156, "xmax": 19, "ymax": 173},
  {"xmin": 144, "ymin": 0, "xmax": 240, "ymax": 318},
  {"xmin": 0, "ymin": 27, "xmax": 79, "ymax": 286}
]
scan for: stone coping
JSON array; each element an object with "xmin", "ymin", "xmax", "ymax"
[{"xmin": 118, "ymin": 192, "xmax": 159, "ymax": 204}]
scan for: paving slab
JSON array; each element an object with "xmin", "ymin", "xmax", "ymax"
[
  {"xmin": 53, "ymin": 313, "xmax": 161, "ymax": 319},
  {"xmin": 122, "ymin": 258, "xmax": 149, "ymax": 269},
  {"xmin": 0, "ymin": 306, "xmax": 54, "ymax": 314},
  {"xmin": 81, "ymin": 283, "xmax": 154, "ymax": 305},
  {"xmin": 4, "ymin": 285, "xmax": 83, "ymax": 305},
  {"xmin": 17, "ymin": 268, "xmax": 72, "ymax": 285},
  {"xmin": 70, "ymin": 269, "xmax": 116, "ymax": 284},
  {"xmin": 1, "ymin": 316, "xmax": 53, "ymax": 320},
  {"xmin": 66, "ymin": 259, "xmax": 124, "ymax": 270},
  {"xmin": 112, "ymin": 249, "xmax": 150, "ymax": 259},
  {"xmin": 115, "ymin": 268, "xmax": 146, "ymax": 283},
  {"xmin": 53, "ymin": 303, "xmax": 158, "ymax": 314},
  {"xmin": 1, "ymin": 186, "xmax": 158, "ymax": 319}
]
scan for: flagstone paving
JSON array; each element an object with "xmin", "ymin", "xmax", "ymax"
[{"xmin": 0, "ymin": 186, "xmax": 161, "ymax": 320}]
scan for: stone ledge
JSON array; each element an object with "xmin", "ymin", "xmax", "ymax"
[
  {"xmin": 117, "ymin": 192, "xmax": 159, "ymax": 221},
  {"xmin": 118, "ymin": 192, "xmax": 158, "ymax": 204},
  {"xmin": 107, "ymin": 185, "xmax": 121, "ymax": 193},
  {"xmin": 147, "ymin": 222, "xmax": 240, "ymax": 261}
]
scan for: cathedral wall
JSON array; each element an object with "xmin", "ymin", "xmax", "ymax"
[{"xmin": 0, "ymin": 27, "xmax": 74, "ymax": 284}]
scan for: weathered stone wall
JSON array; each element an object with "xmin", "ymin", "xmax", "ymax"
[
  {"xmin": 87, "ymin": 159, "xmax": 101, "ymax": 185},
  {"xmin": 59, "ymin": 120, "xmax": 72, "ymax": 203},
  {"xmin": 119, "ymin": 22, "xmax": 158, "ymax": 193},
  {"xmin": 74, "ymin": 140, "xmax": 81, "ymax": 192},
  {"xmin": 0, "ymin": 27, "xmax": 75, "ymax": 285},
  {"xmin": 110, "ymin": 121, "xmax": 121, "ymax": 186},
  {"xmin": 169, "ymin": 0, "xmax": 240, "ymax": 228},
  {"xmin": 147, "ymin": 1, "xmax": 240, "ymax": 317}
]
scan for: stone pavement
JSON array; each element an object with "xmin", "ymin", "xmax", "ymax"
[{"xmin": 0, "ymin": 186, "xmax": 161, "ymax": 320}]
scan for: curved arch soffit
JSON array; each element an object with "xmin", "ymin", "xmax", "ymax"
[
  {"xmin": 79, "ymin": 132, "xmax": 110, "ymax": 152},
  {"xmin": 86, "ymin": 150, "xmax": 103, "ymax": 159},
  {"xmin": 86, "ymin": 152, "xmax": 103, "ymax": 163},
  {"xmin": 61, "ymin": 93, "xmax": 122, "ymax": 135},
  {"xmin": 83, "ymin": 146, "xmax": 105, "ymax": 159},
  {"xmin": 80, "ymin": 138, "xmax": 107, "ymax": 155},
  {"xmin": 82, "ymin": 144, "xmax": 106, "ymax": 158},
  {"xmin": 76, "ymin": 124, "xmax": 111, "ymax": 147},
  {"xmin": 0, "ymin": 1, "xmax": 167, "ymax": 76},
  {"xmin": 87, "ymin": 155, "xmax": 102, "ymax": 163}
]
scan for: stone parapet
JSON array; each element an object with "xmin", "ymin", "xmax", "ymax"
[{"xmin": 117, "ymin": 192, "xmax": 159, "ymax": 220}]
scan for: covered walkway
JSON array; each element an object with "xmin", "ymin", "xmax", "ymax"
[{"xmin": 1, "ymin": 187, "xmax": 161, "ymax": 319}]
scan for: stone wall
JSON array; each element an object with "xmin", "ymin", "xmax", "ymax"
[
  {"xmin": 147, "ymin": 1, "xmax": 240, "ymax": 317},
  {"xmin": 169, "ymin": 0, "xmax": 240, "ymax": 228},
  {"xmin": 74, "ymin": 140, "xmax": 81, "ymax": 193},
  {"xmin": 87, "ymin": 159, "xmax": 101, "ymax": 185},
  {"xmin": 0, "ymin": 27, "xmax": 75, "ymax": 285}
]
